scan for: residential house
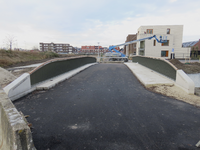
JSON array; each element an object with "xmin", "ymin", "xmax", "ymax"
[
  {"xmin": 183, "ymin": 39, "xmax": 200, "ymax": 51},
  {"xmin": 183, "ymin": 39, "xmax": 200, "ymax": 57}
]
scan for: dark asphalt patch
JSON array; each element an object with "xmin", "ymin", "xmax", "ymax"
[{"xmin": 14, "ymin": 64, "xmax": 200, "ymax": 150}]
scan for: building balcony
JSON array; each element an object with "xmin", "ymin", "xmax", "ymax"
[{"xmin": 139, "ymin": 47, "xmax": 145, "ymax": 51}]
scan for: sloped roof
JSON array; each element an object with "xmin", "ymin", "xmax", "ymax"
[{"xmin": 182, "ymin": 41, "xmax": 198, "ymax": 47}]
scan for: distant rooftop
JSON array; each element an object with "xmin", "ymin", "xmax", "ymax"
[{"xmin": 182, "ymin": 41, "xmax": 198, "ymax": 47}]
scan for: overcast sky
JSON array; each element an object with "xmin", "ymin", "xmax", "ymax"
[{"xmin": 0, "ymin": 0, "xmax": 200, "ymax": 49}]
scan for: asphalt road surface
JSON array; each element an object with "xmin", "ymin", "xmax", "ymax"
[{"xmin": 14, "ymin": 64, "xmax": 200, "ymax": 150}]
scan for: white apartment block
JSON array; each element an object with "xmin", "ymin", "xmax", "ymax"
[{"xmin": 136, "ymin": 25, "xmax": 190, "ymax": 59}]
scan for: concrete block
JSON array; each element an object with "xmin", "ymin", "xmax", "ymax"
[
  {"xmin": 175, "ymin": 70, "xmax": 195, "ymax": 94},
  {"xmin": 0, "ymin": 89, "xmax": 36, "ymax": 150},
  {"xmin": 3, "ymin": 73, "xmax": 32, "ymax": 101}
]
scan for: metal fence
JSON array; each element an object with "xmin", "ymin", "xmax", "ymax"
[{"xmin": 174, "ymin": 53, "xmax": 190, "ymax": 59}]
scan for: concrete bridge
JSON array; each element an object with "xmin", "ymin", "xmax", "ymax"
[{"xmin": 1, "ymin": 56, "xmax": 200, "ymax": 150}]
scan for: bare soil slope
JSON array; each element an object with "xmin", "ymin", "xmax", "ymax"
[
  {"xmin": 169, "ymin": 59, "xmax": 200, "ymax": 74},
  {"xmin": 0, "ymin": 67, "xmax": 16, "ymax": 87},
  {"xmin": 148, "ymin": 59, "xmax": 200, "ymax": 107}
]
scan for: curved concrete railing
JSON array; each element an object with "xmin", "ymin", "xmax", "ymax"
[
  {"xmin": 0, "ymin": 89, "xmax": 36, "ymax": 150},
  {"xmin": 30, "ymin": 56, "xmax": 96, "ymax": 86},
  {"xmin": 4, "ymin": 56, "xmax": 97, "ymax": 101},
  {"xmin": 132, "ymin": 56, "xmax": 195, "ymax": 94},
  {"xmin": 132, "ymin": 56, "xmax": 177, "ymax": 80}
]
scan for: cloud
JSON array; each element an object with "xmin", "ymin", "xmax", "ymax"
[
  {"xmin": 0, "ymin": 0, "xmax": 200, "ymax": 49},
  {"xmin": 69, "ymin": 7, "xmax": 200, "ymax": 47},
  {"xmin": 169, "ymin": 0, "xmax": 178, "ymax": 3}
]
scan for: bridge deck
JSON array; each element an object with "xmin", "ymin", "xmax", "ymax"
[{"xmin": 14, "ymin": 64, "xmax": 200, "ymax": 150}]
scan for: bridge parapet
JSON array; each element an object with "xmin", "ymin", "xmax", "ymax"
[
  {"xmin": 4, "ymin": 56, "xmax": 97, "ymax": 101},
  {"xmin": 132, "ymin": 56, "xmax": 194, "ymax": 94},
  {"xmin": 30, "ymin": 56, "xmax": 96, "ymax": 86},
  {"xmin": 132, "ymin": 56, "xmax": 177, "ymax": 80}
]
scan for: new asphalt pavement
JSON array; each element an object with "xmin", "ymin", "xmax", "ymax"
[{"xmin": 14, "ymin": 63, "xmax": 200, "ymax": 150}]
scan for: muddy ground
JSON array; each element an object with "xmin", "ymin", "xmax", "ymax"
[{"xmin": 169, "ymin": 59, "xmax": 200, "ymax": 74}]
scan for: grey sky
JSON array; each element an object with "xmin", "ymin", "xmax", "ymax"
[{"xmin": 0, "ymin": 0, "xmax": 200, "ymax": 49}]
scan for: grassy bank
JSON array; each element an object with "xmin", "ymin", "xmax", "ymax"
[{"xmin": 0, "ymin": 50, "xmax": 60, "ymax": 68}]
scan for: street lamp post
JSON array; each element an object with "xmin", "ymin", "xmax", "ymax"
[{"xmin": 98, "ymin": 42, "xmax": 100, "ymax": 57}]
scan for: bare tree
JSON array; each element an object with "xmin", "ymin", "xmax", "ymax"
[{"xmin": 4, "ymin": 35, "xmax": 16, "ymax": 51}]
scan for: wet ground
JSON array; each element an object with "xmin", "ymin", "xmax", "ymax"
[{"xmin": 14, "ymin": 64, "xmax": 200, "ymax": 150}]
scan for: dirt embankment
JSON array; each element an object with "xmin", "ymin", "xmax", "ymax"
[
  {"xmin": 0, "ymin": 50, "xmax": 84, "ymax": 68},
  {"xmin": 147, "ymin": 85, "xmax": 200, "ymax": 107},
  {"xmin": 148, "ymin": 59, "xmax": 200, "ymax": 107},
  {"xmin": 0, "ymin": 50, "xmax": 86, "ymax": 87},
  {"xmin": 0, "ymin": 67, "xmax": 16, "ymax": 88},
  {"xmin": 169, "ymin": 59, "xmax": 200, "ymax": 74}
]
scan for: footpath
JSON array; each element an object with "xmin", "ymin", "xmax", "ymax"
[
  {"xmin": 125, "ymin": 62, "xmax": 174, "ymax": 87},
  {"xmin": 124, "ymin": 62, "xmax": 200, "ymax": 107}
]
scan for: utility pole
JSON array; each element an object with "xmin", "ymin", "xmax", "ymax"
[{"xmin": 98, "ymin": 42, "xmax": 100, "ymax": 57}]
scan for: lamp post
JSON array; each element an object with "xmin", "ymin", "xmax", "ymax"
[{"xmin": 98, "ymin": 42, "xmax": 100, "ymax": 57}]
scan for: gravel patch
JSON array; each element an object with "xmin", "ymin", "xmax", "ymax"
[{"xmin": 148, "ymin": 85, "xmax": 200, "ymax": 107}]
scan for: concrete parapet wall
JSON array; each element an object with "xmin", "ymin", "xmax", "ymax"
[
  {"xmin": 30, "ymin": 56, "xmax": 96, "ymax": 85},
  {"xmin": 132, "ymin": 56, "xmax": 177, "ymax": 80},
  {"xmin": 3, "ymin": 73, "xmax": 33, "ymax": 101},
  {"xmin": 3, "ymin": 56, "xmax": 97, "ymax": 101},
  {"xmin": 132, "ymin": 55, "xmax": 195, "ymax": 94},
  {"xmin": 175, "ymin": 70, "xmax": 195, "ymax": 94},
  {"xmin": 0, "ymin": 89, "xmax": 35, "ymax": 150}
]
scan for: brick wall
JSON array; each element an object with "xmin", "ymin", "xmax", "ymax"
[{"xmin": 124, "ymin": 34, "xmax": 137, "ymax": 55}]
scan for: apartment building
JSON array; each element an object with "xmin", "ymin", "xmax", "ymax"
[
  {"xmin": 39, "ymin": 42, "xmax": 76, "ymax": 54},
  {"xmin": 136, "ymin": 25, "xmax": 190, "ymax": 58},
  {"xmin": 81, "ymin": 46, "xmax": 109, "ymax": 54}
]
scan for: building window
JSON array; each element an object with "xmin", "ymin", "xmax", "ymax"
[
  {"xmin": 147, "ymin": 29, "xmax": 153, "ymax": 34},
  {"xmin": 161, "ymin": 51, "xmax": 169, "ymax": 57},
  {"xmin": 139, "ymin": 50, "xmax": 144, "ymax": 56},
  {"xmin": 153, "ymin": 40, "xmax": 156, "ymax": 46},
  {"xmin": 167, "ymin": 28, "xmax": 170, "ymax": 34},
  {"xmin": 162, "ymin": 40, "xmax": 169, "ymax": 46}
]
